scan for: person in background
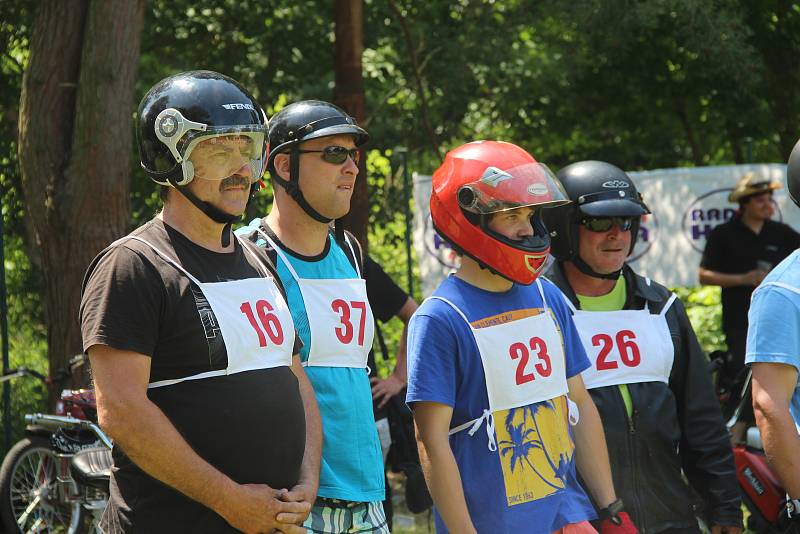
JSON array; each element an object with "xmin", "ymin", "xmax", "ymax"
[
  {"xmin": 699, "ymin": 172, "xmax": 800, "ymax": 428},
  {"xmin": 363, "ymin": 256, "xmax": 420, "ymax": 529}
]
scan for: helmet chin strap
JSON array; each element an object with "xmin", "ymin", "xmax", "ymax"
[
  {"xmin": 271, "ymin": 149, "xmax": 334, "ymax": 224},
  {"xmin": 272, "ymin": 149, "xmax": 350, "ymax": 243},
  {"xmin": 169, "ymin": 176, "xmax": 240, "ymax": 248},
  {"xmin": 573, "ymin": 255, "xmax": 622, "ymax": 280}
]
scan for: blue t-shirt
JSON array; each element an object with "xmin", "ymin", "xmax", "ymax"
[
  {"xmin": 746, "ymin": 249, "xmax": 800, "ymax": 426},
  {"xmin": 406, "ymin": 275, "xmax": 595, "ymax": 534},
  {"xmin": 237, "ymin": 221, "xmax": 384, "ymax": 503}
]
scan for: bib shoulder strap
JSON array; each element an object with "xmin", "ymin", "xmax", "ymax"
[
  {"xmin": 658, "ymin": 293, "xmax": 678, "ymax": 317},
  {"xmin": 256, "ymin": 227, "xmax": 301, "ymax": 281},
  {"xmin": 122, "ymin": 236, "xmax": 202, "ymax": 286},
  {"xmin": 341, "ymin": 231, "xmax": 364, "ymax": 278},
  {"xmin": 427, "ymin": 296, "xmax": 471, "ymax": 325},
  {"xmin": 535, "ymin": 279, "xmax": 549, "ymax": 311},
  {"xmin": 237, "ymin": 236, "xmax": 276, "ymax": 280}
]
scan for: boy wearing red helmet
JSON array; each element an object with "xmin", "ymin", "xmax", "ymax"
[{"xmin": 406, "ymin": 141, "xmax": 634, "ymax": 533}]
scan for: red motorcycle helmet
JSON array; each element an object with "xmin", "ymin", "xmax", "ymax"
[{"xmin": 430, "ymin": 140, "xmax": 569, "ymax": 284}]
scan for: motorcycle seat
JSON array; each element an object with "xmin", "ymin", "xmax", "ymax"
[{"xmin": 70, "ymin": 447, "xmax": 112, "ymax": 492}]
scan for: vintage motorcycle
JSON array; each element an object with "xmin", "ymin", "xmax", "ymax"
[{"xmin": 0, "ymin": 357, "xmax": 112, "ymax": 534}]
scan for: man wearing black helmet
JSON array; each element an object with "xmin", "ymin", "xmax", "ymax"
[
  {"xmin": 80, "ymin": 71, "xmax": 320, "ymax": 533},
  {"xmin": 239, "ymin": 100, "xmax": 388, "ymax": 533},
  {"xmin": 542, "ymin": 161, "xmax": 742, "ymax": 534},
  {"xmin": 747, "ymin": 140, "xmax": 800, "ymax": 524}
]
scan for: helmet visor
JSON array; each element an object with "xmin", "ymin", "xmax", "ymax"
[
  {"xmin": 182, "ymin": 127, "xmax": 266, "ymax": 183},
  {"xmin": 457, "ymin": 163, "xmax": 570, "ymax": 214}
]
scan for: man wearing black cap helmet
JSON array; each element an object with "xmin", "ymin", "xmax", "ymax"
[
  {"xmin": 239, "ymin": 100, "xmax": 389, "ymax": 533},
  {"xmin": 542, "ymin": 161, "xmax": 742, "ymax": 533},
  {"xmin": 80, "ymin": 71, "xmax": 319, "ymax": 533},
  {"xmin": 747, "ymin": 140, "xmax": 800, "ymax": 525}
]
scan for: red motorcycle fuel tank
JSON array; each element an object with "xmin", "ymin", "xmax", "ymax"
[{"xmin": 734, "ymin": 444, "xmax": 785, "ymax": 522}]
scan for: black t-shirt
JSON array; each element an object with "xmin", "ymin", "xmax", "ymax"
[
  {"xmin": 701, "ymin": 216, "xmax": 800, "ymax": 335},
  {"xmin": 364, "ymin": 256, "xmax": 409, "ymax": 323},
  {"xmin": 80, "ymin": 219, "xmax": 305, "ymax": 533},
  {"xmin": 364, "ymin": 256, "xmax": 409, "ymax": 420}
]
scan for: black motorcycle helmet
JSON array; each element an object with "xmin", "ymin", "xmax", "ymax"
[
  {"xmin": 267, "ymin": 100, "xmax": 368, "ymax": 225},
  {"xmin": 541, "ymin": 160, "xmax": 650, "ymax": 280},
  {"xmin": 788, "ymin": 138, "xmax": 800, "ymax": 208},
  {"xmin": 137, "ymin": 70, "xmax": 267, "ymax": 245}
]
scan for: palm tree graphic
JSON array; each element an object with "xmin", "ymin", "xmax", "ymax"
[{"xmin": 497, "ymin": 400, "xmax": 570, "ymax": 491}]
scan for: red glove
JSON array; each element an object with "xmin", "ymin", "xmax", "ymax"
[{"xmin": 598, "ymin": 512, "xmax": 638, "ymax": 534}]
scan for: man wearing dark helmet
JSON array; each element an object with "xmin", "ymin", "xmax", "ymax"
[
  {"xmin": 239, "ymin": 100, "xmax": 389, "ymax": 533},
  {"xmin": 80, "ymin": 71, "xmax": 319, "ymax": 533},
  {"xmin": 748, "ymin": 140, "xmax": 800, "ymax": 525},
  {"xmin": 542, "ymin": 161, "xmax": 741, "ymax": 533}
]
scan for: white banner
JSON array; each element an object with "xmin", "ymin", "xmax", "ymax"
[{"xmin": 412, "ymin": 164, "xmax": 800, "ymax": 294}]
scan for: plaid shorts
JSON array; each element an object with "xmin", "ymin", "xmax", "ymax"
[{"xmin": 302, "ymin": 497, "xmax": 388, "ymax": 534}]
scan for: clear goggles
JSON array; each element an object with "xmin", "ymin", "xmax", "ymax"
[
  {"xmin": 155, "ymin": 108, "xmax": 266, "ymax": 185},
  {"xmin": 457, "ymin": 162, "xmax": 570, "ymax": 214}
]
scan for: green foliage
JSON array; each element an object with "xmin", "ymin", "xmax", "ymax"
[
  {"xmin": 2, "ymin": 0, "xmax": 799, "ymax": 453},
  {"xmin": 672, "ymin": 285, "xmax": 726, "ymax": 355}
]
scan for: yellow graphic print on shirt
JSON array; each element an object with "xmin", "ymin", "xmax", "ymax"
[
  {"xmin": 495, "ymin": 395, "xmax": 575, "ymax": 507},
  {"xmin": 471, "ymin": 307, "xmax": 573, "ymax": 507}
]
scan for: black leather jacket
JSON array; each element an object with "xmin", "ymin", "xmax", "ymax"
[{"xmin": 547, "ymin": 262, "xmax": 742, "ymax": 533}]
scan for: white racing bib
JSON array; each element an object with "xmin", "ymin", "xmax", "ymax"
[
  {"xmin": 259, "ymin": 229, "xmax": 374, "ymax": 368},
  {"xmin": 119, "ymin": 235, "xmax": 295, "ymax": 389},
  {"xmin": 564, "ymin": 288, "xmax": 676, "ymax": 390}
]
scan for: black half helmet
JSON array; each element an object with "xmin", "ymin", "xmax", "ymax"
[
  {"xmin": 788, "ymin": 138, "xmax": 800, "ymax": 208},
  {"xmin": 266, "ymin": 100, "xmax": 368, "ymax": 223},
  {"xmin": 541, "ymin": 160, "xmax": 650, "ymax": 264},
  {"xmin": 267, "ymin": 100, "xmax": 368, "ymax": 171},
  {"xmin": 137, "ymin": 70, "xmax": 267, "ymax": 187}
]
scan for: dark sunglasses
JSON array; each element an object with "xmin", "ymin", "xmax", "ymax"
[
  {"xmin": 297, "ymin": 145, "xmax": 360, "ymax": 165},
  {"xmin": 579, "ymin": 216, "xmax": 634, "ymax": 232}
]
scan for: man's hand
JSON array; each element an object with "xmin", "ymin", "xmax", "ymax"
[
  {"xmin": 598, "ymin": 512, "xmax": 637, "ymax": 533},
  {"xmin": 218, "ymin": 483, "xmax": 310, "ymax": 534},
  {"xmin": 710, "ymin": 525, "xmax": 742, "ymax": 534},
  {"xmin": 371, "ymin": 374, "xmax": 405, "ymax": 408},
  {"xmin": 279, "ymin": 481, "xmax": 317, "ymax": 524},
  {"xmin": 742, "ymin": 268, "xmax": 768, "ymax": 286}
]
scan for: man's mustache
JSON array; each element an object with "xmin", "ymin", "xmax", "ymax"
[{"xmin": 219, "ymin": 174, "xmax": 250, "ymax": 191}]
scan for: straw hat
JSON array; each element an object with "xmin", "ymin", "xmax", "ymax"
[{"xmin": 728, "ymin": 172, "xmax": 781, "ymax": 202}]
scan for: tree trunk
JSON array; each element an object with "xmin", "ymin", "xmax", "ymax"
[
  {"xmin": 17, "ymin": 0, "xmax": 146, "ymax": 392},
  {"xmin": 333, "ymin": 0, "xmax": 369, "ymax": 251}
]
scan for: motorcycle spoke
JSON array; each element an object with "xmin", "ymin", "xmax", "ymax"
[
  {"xmin": 17, "ymin": 494, "xmax": 41, "ymax": 527},
  {"xmin": 25, "ymin": 516, "xmax": 44, "ymax": 534}
]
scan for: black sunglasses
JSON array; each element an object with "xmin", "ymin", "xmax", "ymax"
[
  {"xmin": 579, "ymin": 216, "xmax": 634, "ymax": 232},
  {"xmin": 297, "ymin": 145, "xmax": 360, "ymax": 165}
]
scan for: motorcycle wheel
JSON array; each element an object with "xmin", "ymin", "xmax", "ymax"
[{"xmin": 0, "ymin": 436, "xmax": 83, "ymax": 533}]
